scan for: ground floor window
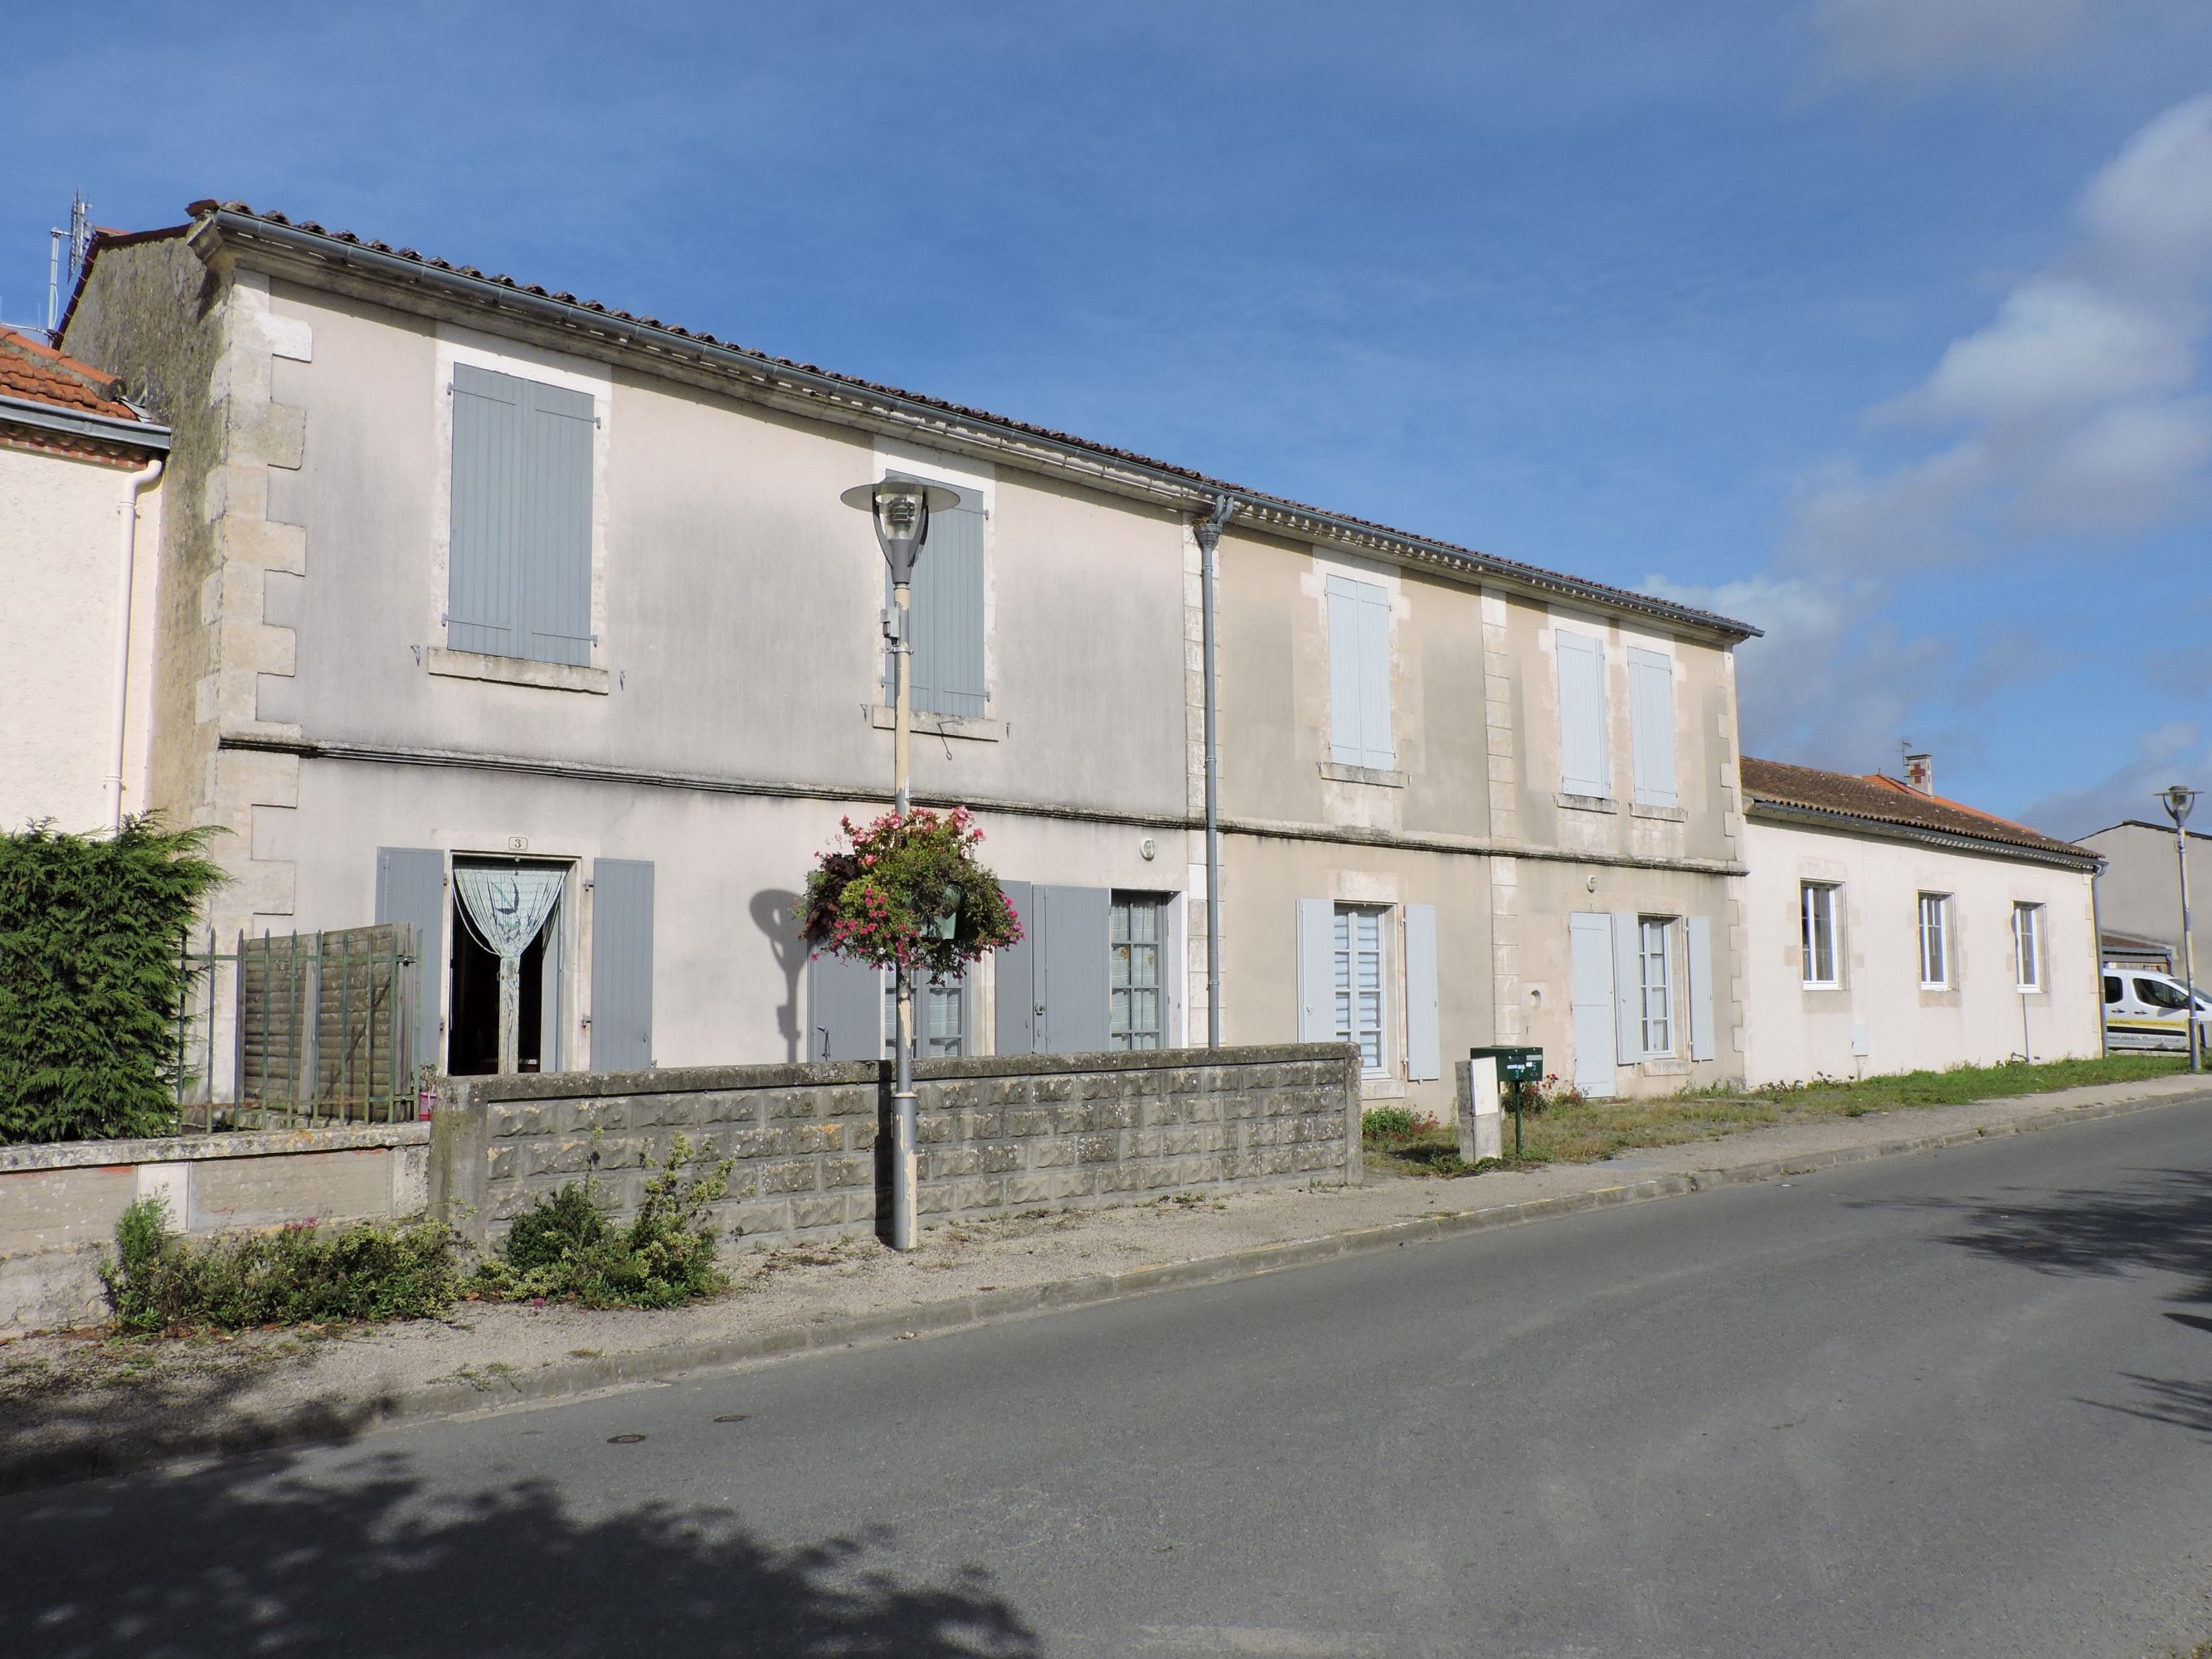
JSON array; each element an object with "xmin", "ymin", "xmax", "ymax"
[
  {"xmin": 2012, "ymin": 902, "xmax": 2044, "ymax": 990},
  {"xmin": 1334, "ymin": 905, "xmax": 1388, "ymax": 1075},
  {"xmin": 1801, "ymin": 882, "xmax": 1840, "ymax": 987},
  {"xmin": 883, "ymin": 972, "xmax": 967, "ymax": 1058},
  {"xmin": 1918, "ymin": 893, "xmax": 1952, "ymax": 988},
  {"xmin": 448, "ymin": 861, "xmax": 565, "ymax": 1076},
  {"xmin": 1639, "ymin": 916, "xmax": 1675, "ymax": 1056},
  {"xmin": 1110, "ymin": 893, "xmax": 1166, "ymax": 1050}
]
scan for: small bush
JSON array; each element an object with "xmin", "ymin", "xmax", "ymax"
[
  {"xmin": 477, "ymin": 1136, "xmax": 737, "ymax": 1309},
  {"xmin": 100, "ymin": 1197, "xmax": 459, "ymax": 1333},
  {"xmin": 1362, "ymin": 1107, "xmax": 1437, "ymax": 1144},
  {"xmin": 1, "ymin": 817, "xmax": 226, "ymax": 1144}
]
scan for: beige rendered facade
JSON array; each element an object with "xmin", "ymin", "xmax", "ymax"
[
  {"xmin": 0, "ymin": 331, "xmax": 168, "ymax": 836},
  {"xmin": 1740, "ymin": 761, "xmax": 2102, "ymax": 1086},
  {"xmin": 57, "ymin": 202, "xmax": 1757, "ymax": 1107}
]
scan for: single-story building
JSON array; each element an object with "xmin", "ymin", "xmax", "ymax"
[{"xmin": 1740, "ymin": 756, "xmax": 2102, "ymax": 1084}]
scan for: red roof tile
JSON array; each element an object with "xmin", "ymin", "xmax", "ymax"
[
  {"xmin": 0, "ymin": 328, "xmax": 139, "ymax": 421},
  {"xmin": 1741, "ymin": 757, "xmax": 2091, "ymax": 864}
]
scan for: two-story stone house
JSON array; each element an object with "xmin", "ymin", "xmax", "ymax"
[{"xmin": 57, "ymin": 201, "xmax": 1758, "ymax": 1113}]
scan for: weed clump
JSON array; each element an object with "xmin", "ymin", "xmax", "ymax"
[
  {"xmin": 475, "ymin": 1136, "xmax": 736, "ymax": 1309},
  {"xmin": 101, "ymin": 1198, "xmax": 459, "ymax": 1333}
]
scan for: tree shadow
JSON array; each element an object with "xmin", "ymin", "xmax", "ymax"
[
  {"xmin": 751, "ymin": 888, "xmax": 806, "ymax": 1063},
  {"xmin": 1852, "ymin": 1167, "xmax": 2212, "ymax": 1306},
  {"xmin": 2, "ymin": 1443, "xmax": 1040, "ymax": 1657},
  {"xmin": 1855, "ymin": 1169, "xmax": 2212, "ymax": 1443}
]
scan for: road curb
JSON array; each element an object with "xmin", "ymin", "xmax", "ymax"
[{"xmin": 5, "ymin": 1081, "xmax": 2202, "ymax": 1495}]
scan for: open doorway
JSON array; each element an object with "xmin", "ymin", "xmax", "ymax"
[{"xmin": 447, "ymin": 860, "xmax": 566, "ymax": 1077}]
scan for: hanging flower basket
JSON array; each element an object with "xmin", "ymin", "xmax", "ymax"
[{"xmin": 800, "ymin": 806, "xmax": 1022, "ymax": 976}]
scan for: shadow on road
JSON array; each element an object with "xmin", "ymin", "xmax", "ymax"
[
  {"xmin": 1855, "ymin": 1167, "xmax": 2212, "ymax": 1303},
  {"xmin": 1, "ymin": 1445, "xmax": 1041, "ymax": 1658},
  {"xmin": 1855, "ymin": 1167, "xmax": 2212, "ymax": 1443}
]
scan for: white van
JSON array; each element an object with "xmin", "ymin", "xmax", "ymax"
[{"xmin": 2102, "ymin": 964, "xmax": 2212, "ymax": 1052}]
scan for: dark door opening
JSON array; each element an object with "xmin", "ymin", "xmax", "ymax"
[{"xmin": 449, "ymin": 900, "xmax": 549, "ymax": 1076}]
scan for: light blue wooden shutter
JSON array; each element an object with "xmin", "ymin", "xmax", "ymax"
[
  {"xmin": 538, "ymin": 892, "xmax": 563, "ymax": 1072},
  {"xmin": 809, "ymin": 951, "xmax": 882, "ymax": 1061},
  {"xmin": 994, "ymin": 880, "xmax": 1035, "ymax": 1055},
  {"xmin": 1326, "ymin": 576, "xmax": 1392, "ymax": 767},
  {"xmin": 1568, "ymin": 913, "xmax": 1617, "ymax": 1097},
  {"xmin": 375, "ymin": 847, "xmax": 445, "ymax": 1072},
  {"xmin": 1038, "ymin": 885, "xmax": 1110, "ymax": 1053},
  {"xmin": 1557, "ymin": 630, "xmax": 1610, "ymax": 797},
  {"xmin": 1628, "ymin": 648, "xmax": 1678, "ymax": 807},
  {"xmin": 1296, "ymin": 898, "xmax": 1335, "ymax": 1042},
  {"xmin": 1404, "ymin": 902, "xmax": 1440, "ymax": 1081},
  {"xmin": 591, "ymin": 859, "xmax": 654, "ymax": 1070},
  {"xmin": 885, "ymin": 479, "xmax": 986, "ymax": 718},
  {"xmin": 1612, "ymin": 911, "xmax": 1645, "ymax": 1063},
  {"xmin": 1687, "ymin": 914, "xmax": 1716, "ymax": 1062},
  {"xmin": 449, "ymin": 364, "xmax": 594, "ymax": 668}
]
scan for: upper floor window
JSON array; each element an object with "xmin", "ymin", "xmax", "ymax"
[
  {"xmin": 1627, "ymin": 647, "xmax": 1678, "ymax": 806},
  {"xmin": 1325, "ymin": 575, "xmax": 1393, "ymax": 769},
  {"xmin": 1918, "ymin": 893, "xmax": 1952, "ymax": 988},
  {"xmin": 2012, "ymin": 902, "xmax": 2044, "ymax": 990},
  {"xmin": 448, "ymin": 363, "xmax": 595, "ymax": 666},
  {"xmin": 885, "ymin": 475, "xmax": 988, "ymax": 718},
  {"xmin": 1556, "ymin": 629, "xmax": 1610, "ymax": 797},
  {"xmin": 1801, "ymin": 882, "xmax": 1841, "ymax": 987},
  {"xmin": 1639, "ymin": 916, "xmax": 1675, "ymax": 1056}
]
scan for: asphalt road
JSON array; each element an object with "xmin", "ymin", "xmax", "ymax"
[{"xmin": 11, "ymin": 1097, "xmax": 2212, "ymax": 1659}]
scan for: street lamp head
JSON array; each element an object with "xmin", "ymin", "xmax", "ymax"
[
  {"xmin": 2163, "ymin": 783, "xmax": 2199, "ymax": 828},
  {"xmin": 839, "ymin": 479, "xmax": 962, "ymax": 586}
]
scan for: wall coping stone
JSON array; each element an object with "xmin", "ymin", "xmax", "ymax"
[
  {"xmin": 439, "ymin": 1044, "xmax": 1358, "ymax": 1105},
  {"xmin": 1, "ymin": 1121, "xmax": 430, "ymax": 1174}
]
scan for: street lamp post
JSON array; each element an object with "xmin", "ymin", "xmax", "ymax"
[
  {"xmin": 841, "ymin": 478, "xmax": 960, "ymax": 1251},
  {"xmin": 2161, "ymin": 784, "xmax": 2200, "ymax": 1075}
]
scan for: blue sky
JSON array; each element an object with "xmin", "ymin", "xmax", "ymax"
[{"xmin": 5, "ymin": 1, "xmax": 2208, "ymax": 835}]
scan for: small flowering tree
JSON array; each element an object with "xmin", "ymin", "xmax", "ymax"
[{"xmin": 800, "ymin": 806, "xmax": 1022, "ymax": 975}]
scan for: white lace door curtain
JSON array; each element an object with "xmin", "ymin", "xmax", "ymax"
[{"xmin": 454, "ymin": 866, "xmax": 564, "ymax": 1073}]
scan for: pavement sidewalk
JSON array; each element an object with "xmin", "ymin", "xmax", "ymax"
[{"xmin": 3, "ymin": 1069, "xmax": 2205, "ymax": 1494}]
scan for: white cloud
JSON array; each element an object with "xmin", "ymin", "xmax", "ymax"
[
  {"xmin": 1788, "ymin": 94, "xmax": 2212, "ymax": 567},
  {"xmin": 1811, "ymin": 0, "xmax": 2090, "ymax": 85}
]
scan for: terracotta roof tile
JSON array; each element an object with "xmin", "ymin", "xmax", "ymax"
[
  {"xmin": 144, "ymin": 199, "xmax": 1760, "ymax": 641},
  {"xmin": 1741, "ymin": 756, "xmax": 2091, "ymax": 864},
  {"xmin": 0, "ymin": 328, "xmax": 139, "ymax": 421}
]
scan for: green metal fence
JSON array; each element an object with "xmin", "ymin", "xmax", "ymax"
[{"xmin": 172, "ymin": 923, "xmax": 422, "ymax": 1131}]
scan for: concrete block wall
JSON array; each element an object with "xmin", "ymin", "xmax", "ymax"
[
  {"xmin": 0, "ymin": 1124, "xmax": 430, "ymax": 1333},
  {"xmin": 910, "ymin": 1045, "xmax": 1362, "ymax": 1227},
  {"xmin": 435, "ymin": 1044, "xmax": 1361, "ymax": 1253}
]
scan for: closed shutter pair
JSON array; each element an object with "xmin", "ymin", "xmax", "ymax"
[
  {"xmin": 882, "ymin": 476, "xmax": 988, "ymax": 719},
  {"xmin": 807, "ymin": 882, "xmax": 1115, "ymax": 1059},
  {"xmin": 375, "ymin": 849, "xmax": 654, "ymax": 1072},
  {"xmin": 1292, "ymin": 899, "xmax": 1442, "ymax": 1081},
  {"xmin": 1555, "ymin": 631, "xmax": 1678, "ymax": 805},
  {"xmin": 449, "ymin": 364, "xmax": 595, "ymax": 668}
]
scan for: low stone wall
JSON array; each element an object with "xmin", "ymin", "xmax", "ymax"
[
  {"xmin": 0, "ymin": 1125, "xmax": 430, "ymax": 1333},
  {"xmin": 432, "ymin": 1062, "xmax": 883, "ymax": 1250},
  {"xmin": 908, "ymin": 1045, "xmax": 1362, "ymax": 1227},
  {"xmin": 435, "ymin": 1044, "xmax": 1360, "ymax": 1252}
]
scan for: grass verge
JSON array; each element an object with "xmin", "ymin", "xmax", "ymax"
[{"xmin": 1366, "ymin": 1053, "xmax": 2190, "ymax": 1177}]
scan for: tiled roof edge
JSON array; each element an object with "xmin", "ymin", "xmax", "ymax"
[{"xmin": 176, "ymin": 200, "xmax": 1761, "ymax": 643}]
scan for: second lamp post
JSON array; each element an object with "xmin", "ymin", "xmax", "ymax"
[{"xmin": 841, "ymin": 477, "xmax": 960, "ymax": 1250}]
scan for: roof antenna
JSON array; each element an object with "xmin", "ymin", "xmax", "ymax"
[{"xmin": 46, "ymin": 191, "xmax": 90, "ymax": 338}]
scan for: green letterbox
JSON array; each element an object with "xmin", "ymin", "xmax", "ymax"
[{"xmin": 1471, "ymin": 1045, "xmax": 1543, "ymax": 1083}]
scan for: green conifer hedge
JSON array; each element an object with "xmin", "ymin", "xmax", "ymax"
[{"xmin": 0, "ymin": 818, "xmax": 225, "ymax": 1144}]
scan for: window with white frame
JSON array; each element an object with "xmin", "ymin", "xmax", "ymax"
[
  {"xmin": 1110, "ymin": 893, "xmax": 1166, "ymax": 1050},
  {"xmin": 1334, "ymin": 906, "xmax": 1388, "ymax": 1076},
  {"xmin": 1801, "ymin": 882, "xmax": 1840, "ymax": 987},
  {"xmin": 1640, "ymin": 917, "xmax": 1675, "ymax": 1056},
  {"xmin": 882, "ymin": 972, "xmax": 966, "ymax": 1058},
  {"xmin": 1918, "ymin": 893, "xmax": 1952, "ymax": 988},
  {"xmin": 2012, "ymin": 902, "xmax": 2044, "ymax": 990}
]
